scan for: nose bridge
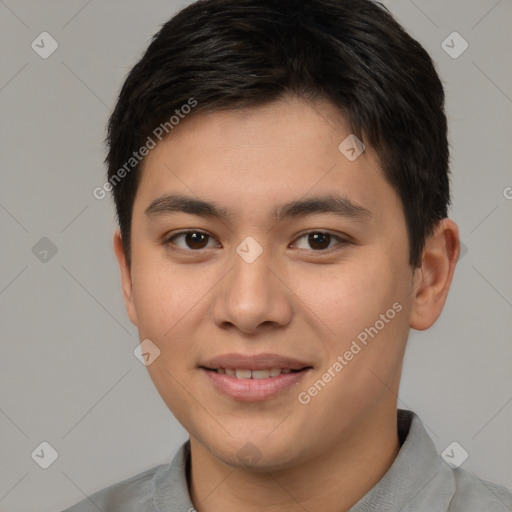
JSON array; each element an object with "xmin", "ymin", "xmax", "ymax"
[
  {"xmin": 229, "ymin": 241, "xmax": 274, "ymax": 314},
  {"xmin": 210, "ymin": 239, "xmax": 292, "ymax": 332}
]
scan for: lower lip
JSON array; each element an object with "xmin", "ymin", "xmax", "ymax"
[{"xmin": 201, "ymin": 368, "xmax": 311, "ymax": 401}]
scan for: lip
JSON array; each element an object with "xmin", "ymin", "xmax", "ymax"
[
  {"xmin": 200, "ymin": 352, "xmax": 312, "ymax": 371},
  {"xmin": 199, "ymin": 352, "xmax": 313, "ymax": 402},
  {"xmin": 201, "ymin": 367, "xmax": 312, "ymax": 401}
]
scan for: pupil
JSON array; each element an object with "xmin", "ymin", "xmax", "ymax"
[
  {"xmin": 309, "ymin": 232, "xmax": 330, "ymax": 250},
  {"xmin": 183, "ymin": 233, "xmax": 331, "ymax": 250},
  {"xmin": 187, "ymin": 232, "xmax": 207, "ymax": 249}
]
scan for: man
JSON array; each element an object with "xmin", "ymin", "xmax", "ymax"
[{"xmin": 65, "ymin": 0, "xmax": 512, "ymax": 510}]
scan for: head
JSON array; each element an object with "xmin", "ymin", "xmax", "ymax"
[{"xmin": 108, "ymin": 0, "xmax": 459, "ymax": 470}]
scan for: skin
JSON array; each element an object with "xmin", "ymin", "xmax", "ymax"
[{"xmin": 113, "ymin": 95, "xmax": 460, "ymax": 512}]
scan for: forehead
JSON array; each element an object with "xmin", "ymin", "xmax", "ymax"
[{"xmin": 133, "ymin": 96, "xmax": 397, "ymax": 226}]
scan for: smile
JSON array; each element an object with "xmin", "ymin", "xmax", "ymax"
[
  {"xmin": 205, "ymin": 368, "xmax": 303, "ymax": 379},
  {"xmin": 200, "ymin": 366, "xmax": 312, "ymax": 401}
]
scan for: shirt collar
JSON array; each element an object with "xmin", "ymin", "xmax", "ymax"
[
  {"xmin": 153, "ymin": 409, "xmax": 456, "ymax": 511},
  {"xmin": 153, "ymin": 438, "xmax": 193, "ymax": 511},
  {"xmin": 348, "ymin": 409, "xmax": 455, "ymax": 511}
]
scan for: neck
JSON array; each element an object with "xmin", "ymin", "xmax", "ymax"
[{"xmin": 188, "ymin": 406, "xmax": 401, "ymax": 512}]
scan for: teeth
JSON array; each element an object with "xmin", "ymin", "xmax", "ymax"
[
  {"xmin": 214, "ymin": 368, "xmax": 301, "ymax": 379},
  {"xmin": 251, "ymin": 369, "xmax": 270, "ymax": 379}
]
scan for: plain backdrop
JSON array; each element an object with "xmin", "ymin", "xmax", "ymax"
[{"xmin": 1, "ymin": 1, "xmax": 511, "ymax": 510}]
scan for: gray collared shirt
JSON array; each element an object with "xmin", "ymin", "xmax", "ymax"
[{"xmin": 61, "ymin": 409, "xmax": 512, "ymax": 511}]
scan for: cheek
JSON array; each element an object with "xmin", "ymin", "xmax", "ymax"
[
  {"xmin": 294, "ymin": 259, "xmax": 399, "ymax": 341},
  {"xmin": 130, "ymin": 261, "xmax": 192, "ymax": 346},
  {"xmin": 293, "ymin": 254, "xmax": 410, "ymax": 393},
  {"xmin": 131, "ymin": 272, "xmax": 169, "ymax": 335}
]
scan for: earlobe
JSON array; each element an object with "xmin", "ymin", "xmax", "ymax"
[
  {"xmin": 113, "ymin": 229, "xmax": 138, "ymax": 326},
  {"xmin": 410, "ymin": 219, "xmax": 460, "ymax": 331}
]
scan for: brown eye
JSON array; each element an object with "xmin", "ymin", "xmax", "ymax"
[
  {"xmin": 166, "ymin": 231, "xmax": 218, "ymax": 251},
  {"xmin": 293, "ymin": 231, "xmax": 347, "ymax": 251},
  {"xmin": 307, "ymin": 232, "xmax": 332, "ymax": 250}
]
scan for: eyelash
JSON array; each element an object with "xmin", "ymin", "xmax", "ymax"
[{"xmin": 163, "ymin": 230, "xmax": 350, "ymax": 253}]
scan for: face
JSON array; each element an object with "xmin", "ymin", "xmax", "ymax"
[{"xmin": 116, "ymin": 96, "xmax": 422, "ymax": 470}]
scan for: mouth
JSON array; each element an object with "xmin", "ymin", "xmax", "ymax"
[
  {"xmin": 198, "ymin": 353, "xmax": 313, "ymax": 401},
  {"xmin": 199, "ymin": 354, "xmax": 313, "ymax": 401},
  {"xmin": 201, "ymin": 367, "xmax": 310, "ymax": 379}
]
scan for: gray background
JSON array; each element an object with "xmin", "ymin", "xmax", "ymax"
[{"xmin": 0, "ymin": 0, "xmax": 511, "ymax": 510}]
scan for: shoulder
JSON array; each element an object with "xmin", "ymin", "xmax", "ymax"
[
  {"xmin": 448, "ymin": 467, "xmax": 512, "ymax": 511},
  {"xmin": 60, "ymin": 463, "xmax": 166, "ymax": 512}
]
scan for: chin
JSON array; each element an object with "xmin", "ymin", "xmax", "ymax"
[{"xmin": 199, "ymin": 430, "xmax": 306, "ymax": 472}]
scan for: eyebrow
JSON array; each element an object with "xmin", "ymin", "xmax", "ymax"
[{"xmin": 144, "ymin": 193, "xmax": 372, "ymax": 224}]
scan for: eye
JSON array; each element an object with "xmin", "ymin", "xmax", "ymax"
[
  {"xmin": 164, "ymin": 230, "xmax": 349, "ymax": 253},
  {"xmin": 165, "ymin": 230, "xmax": 220, "ymax": 251},
  {"xmin": 292, "ymin": 231, "xmax": 347, "ymax": 251}
]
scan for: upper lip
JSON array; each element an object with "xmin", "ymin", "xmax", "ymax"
[{"xmin": 200, "ymin": 353, "xmax": 312, "ymax": 371}]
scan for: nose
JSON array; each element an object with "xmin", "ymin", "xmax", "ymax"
[{"xmin": 210, "ymin": 245, "xmax": 294, "ymax": 335}]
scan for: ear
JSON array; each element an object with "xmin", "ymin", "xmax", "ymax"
[
  {"xmin": 113, "ymin": 229, "xmax": 138, "ymax": 326},
  {"xmin": 410, "ymin": 218, "xmax": 460, "ymax": 331}
]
